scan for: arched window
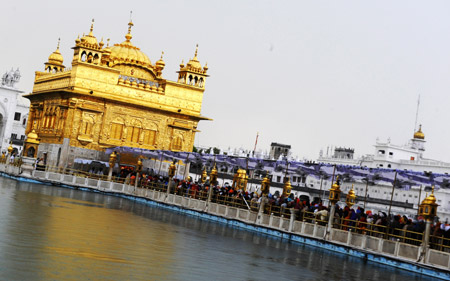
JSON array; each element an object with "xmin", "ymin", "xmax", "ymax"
[
  {"xmin": 110, "ymin": 119, "xmax": 124, "ymax": 140},
  {"xmin": 126, "ymin": 120, "xmax": 142, "ymax": 143},
  {"xmin": 81, "ymin": 52, "xmax": 87, "ymax": 62},
  {"xmin": 143, "ymin": 129, "xmax": 156, "ymax": 146},
  {"xmin": 171, "ymin": 136, "xmax": 183, "ymax": 151},
  {"xmin": 80, "ymin": 115, "xmax": 95, "ymax": 136}
]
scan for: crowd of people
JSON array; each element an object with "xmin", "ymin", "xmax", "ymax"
[{"xmin": 134, "ymin": 173, "xmax": 450, "ymax": 250}]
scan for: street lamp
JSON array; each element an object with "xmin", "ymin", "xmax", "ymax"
[
  {"xmin": 167, "ymin": 160, "xmax": 177, "ymax": 196},
  {"xmin": 108, "ymin": 151, "xmax": 117, "ymax": 180},
  {"xmin": 282, "ymin": 176, "xmax": 292, "ymax": 198},
  {"xmin": 418, "ymin": 186, "xmax": 439, "ymax": 261},
  {"xmin": 346, "ymin": 184, "xmax": 356, "ymax": 208},
  {"xmin": 325, "ymin": 176, "xmax": 341, "ymax": 240}
]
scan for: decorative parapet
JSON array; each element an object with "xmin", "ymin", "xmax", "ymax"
[{"xmin": 117, "ymin": 75, "xmax": 164, "ymax": 93}]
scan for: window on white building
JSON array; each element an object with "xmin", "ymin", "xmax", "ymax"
[{"xmin": 14, "ymin": 112, "xmax": 21, "ymax": 121}]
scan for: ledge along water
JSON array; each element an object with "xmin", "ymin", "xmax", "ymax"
[{"xmin": 0, "ymin": 163, "xmax": 449, "ymax": 280}]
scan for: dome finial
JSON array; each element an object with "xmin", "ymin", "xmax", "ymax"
[
  {"xmin": 57, "ymin": 38, "xmax": 60, "ymax": 50},
  {"xmin": 107, "ymin": 38, "xmax": 110, "ymax": 47},
  {"xmin": 90, "ymin": 19, "xmax": 95, "ymax": 34},
  {"xmin": 125, "ymin": 14, "xmax": 134, "ymax": 42},
  {"xmin": 414, "ymin": 124, "xmax": 425, "ymax": 140},
  {"xmin": 194, "ymin": 44, "xmax": 198, "ymax": 59},
  {"xmin": 161, "ymin": 51, "xmax": 164, "ymax": 59}
]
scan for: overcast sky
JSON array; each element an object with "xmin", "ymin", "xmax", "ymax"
[{"xmin": 2, "ymin": 1, "xmax": 450, "ymax": 161}]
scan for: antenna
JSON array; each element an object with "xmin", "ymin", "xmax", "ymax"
[{"xmin": 414, "ymin": 94, "xmax": 420, "ymax": 132}]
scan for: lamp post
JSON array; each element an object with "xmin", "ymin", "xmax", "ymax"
[
  {"xmin": 346, "ymin": 184, "xmax": 356, "ymax": 208},
  {"xmin": 207, "ymin": 163, "xmax": 218, "ymax": 203},
  {"xmin": 418, "ymin": 186, "xmax": 439, "ymax": 262},
  {"xmin": 201, "ymin": 166, "xmax": 207, "ymax": 184},
  {"xmin": 232, "ymin": 168, "xmax": 248, "ymax": 192},
  {"xmin": 237, "ymin": 168, "xmax": 248, "ymax": 192},
  {"xmin": 257, "ymin": 172, "xmax": 271, "ymax": 224},
  {"xmin": 134, "ymin": 156, "xmax": 143, "ymax": 191},
  {"xmin": 167, "ymin": 160, "xmax": 176, "ymax": 196},
  {"xmin": 325, "ymin": 176, "xmax": 341, "ymax": 240},
  {"xmin": 7, "ymin": 142, "xmax": 13, "ymax": 165},
  {"xmin": 282, "ymin": 176, "xmax": 292, "ymax": 198},
  {"xmin": 108, "ymin": 151, "xmax": 117, "ymax": 181}
]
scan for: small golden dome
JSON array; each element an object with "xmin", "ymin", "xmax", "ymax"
[
  {"xmin": 48, "ymin": 49, "xmax": 63, "ymax": 64},
  {"xmin": 156, "ymin": 51, "xmax": 165, "ymax": 69},
  {"xmin": 186, "ymin": 44, "xmax": 202, "ymax": 69},
  {"xmin": 27, "ymin": 130, "xmax": 38, "ymax": 140},
  {"xmin": 80, "ymin": 19, "xmax": 98, "ymax": 46},
  {"xmin": 414, "ymin": 125, "xmax": 425, "ymax": 140},
  {"xmin": 48, "ymin": 38, "xmax": 64, "ymax": 65},
  {"xmin": 25, "ymin": 129, "xmax": 40, "ymax": 144},
  {"xmin": 422, "ymin": 187, "xmax": 437, "ymax": 205}
]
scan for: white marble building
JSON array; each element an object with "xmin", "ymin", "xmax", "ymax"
[{"xmin": 0, "ymin": 68, "xmax": 29, "ymax": 155}]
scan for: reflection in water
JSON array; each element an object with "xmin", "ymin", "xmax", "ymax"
[{"xmin": 0, "ymin": 177, "xmax": 435, "ymax": 281}]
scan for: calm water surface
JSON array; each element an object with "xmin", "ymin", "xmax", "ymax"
[{"xmin": 0, "ymin": 176, "xmax": 436, "ymax": 281}]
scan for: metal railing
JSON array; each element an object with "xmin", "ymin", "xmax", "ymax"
[{"xmin": 6, "ymin": 161, "xmax": 450, "ymax": 254}]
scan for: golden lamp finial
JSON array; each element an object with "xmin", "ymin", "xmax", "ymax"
[
  {"xmin": 125, "ymin": 19, "xmax": 134, "ymax": 42},
  {"xmin": 419, "ymin": 185, "xmax": 438, "ymax": 220},
  {"xmin": 161, "ymin": 51, "xmax": 164, "ymax": 59},
  {"xmin": 194, "ymin": 44, "xmax": 198, "ymax": 59},
  {"xmin": 107, "ymin": 38, "xmax": 110, "ymax": 47},
  {"xmin": 90, "ymin": 19, "xmax": 94, "ymax": 33}
]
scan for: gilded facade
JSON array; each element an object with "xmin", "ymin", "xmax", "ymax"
[{"xmin": 25, "ymin": 20, "xmax": 210, "ymax": 167}]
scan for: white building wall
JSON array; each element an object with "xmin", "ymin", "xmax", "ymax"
[{"xmin": 0, "ymin": 68, "xmax": 29, "ymax": 155}]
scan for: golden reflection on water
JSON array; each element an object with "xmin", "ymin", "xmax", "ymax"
[{"xmin": 16, "ymin": 192, "xmax": 175, "ymax": 280}]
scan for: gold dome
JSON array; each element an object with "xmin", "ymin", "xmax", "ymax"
[
  {"xmin": 414, "ymin": 125, "xmax": 425, "ymax": 140},
  {"xmin": 106, "ymin": 21, "xmax": 152, "ymax": 68},
  {"xmin": 186, "ymin": 45, "xmax": 202, "ymax": 69},
  {"xmin": 80, "ymin": 19, "xmax": 98, "ymax": 46},
  {"xmin": 27, "ymin": 130, "xmax": 38, "ymax": 140},
  {"xmin": 156, "ymin": 52, "xmax": 165, "ymax": 69},
  {"xmin": 48, "ymin": 39, "xmax": 64, "ymax": 65},
  {"xmin": 26, "ymin": 129, "xmax": 40, "ymax": 144},
  {"xmin": 48, "ymin": 49, "xmax": 63, "ymax": 64},
  {"xmin": 422, "ymin": 188, "xmax": 437, "ymax": 205}
]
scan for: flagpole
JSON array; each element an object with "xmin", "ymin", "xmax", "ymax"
[
  {"xmin": 253, "ymin": 132, "xmax": 259, "ymax": 156},
  {"xmin": 388, "ymin": 171, "xmax": 398, "ymax": 217}
]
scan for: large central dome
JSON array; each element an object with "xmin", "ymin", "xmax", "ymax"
[
  {"xmin": 108, "ymin": 41, "xmax": 152, "ymax": 67},
  {"xmin": 105, "ymin": 21, "xmax": 154, "ymax": 73}
]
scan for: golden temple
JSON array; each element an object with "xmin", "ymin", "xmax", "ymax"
[{"xmin": 24, "ymin": 19, "xmax": 210, "ymax": 167}]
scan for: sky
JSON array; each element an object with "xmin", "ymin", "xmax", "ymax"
[{"xmin": 2, "ymin": 1, "xmax": 450, "ymax": 162}]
